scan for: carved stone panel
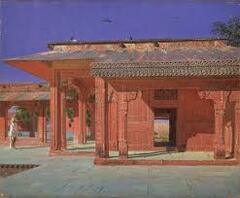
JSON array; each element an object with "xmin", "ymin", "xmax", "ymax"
[{"xmin": 154, "ymin": 89, "xmax": 178, "ymax": 100}]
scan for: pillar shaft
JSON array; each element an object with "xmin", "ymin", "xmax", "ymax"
[
  {"xmin": 60, "ymin": 89, "xmax": 67, "ymax": 150},
  {"xmin": 38, "ymin": 103, "xmax": 45, "ymax": 143},
  {"xmin": 77, "ymin": 94, "xmax": 87, "ymax": 144},
  {"xmin": 234, "ymin": 101, "xmax": 240, "ymax": 160},
  {"xmin": 118, "ymin": 89, "xmax": 128, "ymax": 159},
  {"xmin": 50, "ymin": 70, "xmax": 62, "ymax": 151},
  {"xmin": 0, "ymin": 102, "xmax": 7, "ymax": 141},
  {"xmin": 214, "ymin": 102, "xmax": 226, "ymax": 159},
  {"xmin": 30, "ymin": 107, "xmax": 36, "ymax": 137},
  {"xmin": 95, "ymin": 77, "xmax": 109, "ymax": 158}
]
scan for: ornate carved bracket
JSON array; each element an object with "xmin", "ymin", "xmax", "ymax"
[
  {"xmin": 125, "ymin": 90, "xmax": 142, "ymax": 102},
  {"xmin": 108, "ymin": 89, "xmax": 115, "ymax": 103},
  {"xmin": 197, "ymin": 90, "xmax": 229, "ymax": 111},
  {"xmin": 229, "ymin": 91, "xmax": 240, "ymax": 103}
]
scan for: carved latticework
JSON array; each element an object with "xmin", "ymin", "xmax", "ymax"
[{"xmin": 154, "ymin": 89, "xmax": 178, "ymax": 100}]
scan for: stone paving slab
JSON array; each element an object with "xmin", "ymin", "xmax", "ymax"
[{"xmin": 0, "ymin": 147, "xmax": 240, "ymax": 198}]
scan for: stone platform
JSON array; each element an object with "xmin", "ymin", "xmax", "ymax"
[{"xmin": 0, "ymin": 146, "xmax": 240, "ymax": 197}]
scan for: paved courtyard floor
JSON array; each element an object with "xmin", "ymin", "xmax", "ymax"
[
  {"xmin": 0, "ymin": 146, "xmax": 240, "ymax": 198},
  {"xmin": 67, "ymin": 141, "xmax": 95, "ymax": 152}
]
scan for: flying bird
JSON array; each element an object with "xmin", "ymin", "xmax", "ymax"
[{"xmin": 101, "ymin": 18, "xmax": 113, "ymax": 23}]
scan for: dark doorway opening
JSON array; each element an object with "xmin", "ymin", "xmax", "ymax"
[{"xmin": 153, "ymin": 108, "xmax": 177, "ymax": 147}]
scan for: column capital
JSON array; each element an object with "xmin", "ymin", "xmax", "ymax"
[
  {"xmin": 213, "ymin": 101, "xmax": 226, "ymax": 113},
  {"xmin": 50, "ymin": 69, "xmax": 61, "ymax": 87},
  {"xmin": 235, "ymin": 101, "xmax": 240, "ymax": 111},
  {"xmin": 95, "ymin": 78, "xmax": 106, "ymax": 104}
]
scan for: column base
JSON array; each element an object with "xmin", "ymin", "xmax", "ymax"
[
  {"xmin": 214, "ymin": 144, "xmax": 226, "ymax": 159},
  {"xmin": 96, "ymin": 145, "xmax": 109, "ymax": 158},
  {"xmin": 60, "ymin": 146, "xmax": 67, "ymax": 151},
  {"xmin": 234, "ymin": 145, "xmax": 240, "ymax": 160},
  {"xmin": 119, "ymin": 141, "xmax": 128, "ymax": 159},
  {"xmin": 177, "ymin": 144, "xmax": 186, "ymax": 152}
]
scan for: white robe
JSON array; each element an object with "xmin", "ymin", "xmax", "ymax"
[{"xmin": 9, "ymin": 121, "xmax": 16, "ymax": 137}]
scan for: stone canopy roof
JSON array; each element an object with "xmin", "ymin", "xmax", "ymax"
[
  {"xmin": 91, "ymin": 59, "xmax": 240, "ymax": 77},
  {"xmin": 0, "ymin": 92, "xmax": 49, "ymax": 101},
  {"xmin": 0, "ymin": 83, "xmax": 49, "ymax": 101},
  {"xmin": 4, "ymin": 38, "xmax": 240, "ymax": 78}
]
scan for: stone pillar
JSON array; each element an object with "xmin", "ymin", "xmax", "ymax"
[
  {"xmin": 118, "ymin": 88, "xmax": 128, "ymax": 159},
  {"xmin": 77, "ymin": 93, "xmax": 87, "ymax": 144},
  {"xmin": 213, "ymin": 101, "xmax": 226, "ymax": 159},
  {"xmin": 0, "ymin": 102, "xmax": 7, "ymax": 142},
  {"xmin": 38, "ymin": 103, "xmax": 45, "ymax": 143},
  {"xmin": 176, "ymin": 90, "xmax": 186, "ymax": 151},
  {"xmin": 95, "ymin": 77, "xmax": 109, "ymax": 158},
  {"xmin": 234, "ymin": 101, "xmax": 240, "ymax": 160},
  {"xmin": 60, "ymin": 89, "xmax": 67, "ymax": 150},
  {"xmin": 43, "ymin": 104, "xmax": 48, "ymax": 143},
  {"xmin": 198, "ymin": 90, "xmax": 226, "ymax": 159},
  {"xmin": 73, "ymin": 109, "xmax": 79, "ymax": 143},
  {"xmin": 30, "ymin": 106, "xmax": 36, "ymax": 137},
  {"xmin": 50, "ymin": 70, "xmax": 62, "ymax": 151}
]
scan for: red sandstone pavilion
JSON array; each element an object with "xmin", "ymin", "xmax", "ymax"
[{"xmin": 2, "ymin": 38, "xmax": 240, "ymax": 166}]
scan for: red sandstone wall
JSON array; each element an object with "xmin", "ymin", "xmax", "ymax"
[
  {"xmin": 108, "ymin": 89, "xmax": 215, "ymax": 151},
  {"xmin": 108, "ymin": 101, "xmax": 118, "ymax": 150},
  {"xmin": 179, "ymin": 90, "xmax": 215, "ymax": 151},
  {"xmin": 127, "ymin": 91, "xmax": 153, "ymax": 150}
]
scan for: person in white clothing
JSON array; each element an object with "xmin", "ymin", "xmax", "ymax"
[{"xmin": 9, "ymin": 117, "xmax": 17, "ymax": 149}]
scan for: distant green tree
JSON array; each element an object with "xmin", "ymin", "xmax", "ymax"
[
  {"xmin": 66, "ymin": 108, "xmax": 74, "ymax": 124},
  {"xmin": 212, "ymin": 16, "xmax": 240, "ymax": 47},
  {"xmin": 15, "ymin": 107, "xmax": 31, "ymax": 126}
]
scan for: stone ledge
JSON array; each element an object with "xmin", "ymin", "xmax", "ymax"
[{"xmin": 94, "ymin": 158, "xmax": 240, "ymax": 166}]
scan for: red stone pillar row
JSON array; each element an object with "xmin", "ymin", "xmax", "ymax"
[
  {"xmin": 95, "ymin": 77, "xmax": 109, "ymax": 158},
  {"xmin": 234, "ymin": 100, "xmax": 240, "ymax": 160},
  {"xmin": 50, "ymin": 70, "xmax": 66, "ymax": 152},
  {"xmin": 0, "ymin": 102, "xmax": 7, "ymax": 142},
  {"xmin": 118, "ymin": 87, "xmax": 128, "ymax": 159}
]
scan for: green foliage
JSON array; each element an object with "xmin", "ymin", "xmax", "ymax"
[
  {"xmin": 15, "ymin": 107, "xmax": 31, "ymax": 126},
  {"xmin": 46, "ymin": 108, "xmax": 50, "ymax": 121},
  {"xmin": 66, "ymin": 89, "xmax": 78, "ymax": 101},
  {"xmin": 212, "ymin": 16, "xmax": 240, "ymax": 46},
  {"xmin": 86, "ymin": 110, "xmax": 91, "ymax": 127},
  {"xmin": 66, "ymin": 108, "xmax": 74, "ymax": 123}
]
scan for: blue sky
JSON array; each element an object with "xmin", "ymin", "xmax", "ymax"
[{"xmin": 0, "ymin": 0, "xmax": 240, "ymax": 83}]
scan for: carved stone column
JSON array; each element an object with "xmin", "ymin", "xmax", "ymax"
[
  {"xmin": 0, "ymin": 102, "xmax": 7, "ymax": 142},
  {"xmin": 234, "ymin": 101, "xmax": 240, "ymax": 160},
  {"xmin": 60, "ymin": 87, "xmax": 67, "ymax": 150},
  {"xmin": 50, "ymin": 70, "xmax": 62, "ymax": 151},
  {"xmin": 77, "ymin": 93, "xmax": 87, "ymax": 144},
  {"xmin": 213, "ymin": 101, "xmax": 226, "ymax": 159},
  {"xmin": 198, "ymin": 90, "xmax": 226, "ymax": 159},
  {"xmin": 95, "ymin": 77, "xmax": 109, "ymax": 158},
  {"xmin": 118, "ymin": 89, "xmax": 128, "ymax": 159},
  {"xmin": 30, "ymin": 106, "xmax": 36, "ymax": 137},
  {"xmin": 43, "ymin": 103, "xmax": 48, "ymax": 143},
  {"xmin": 37, "ymin": 102, "xmax": 45, "ymax": 143}
]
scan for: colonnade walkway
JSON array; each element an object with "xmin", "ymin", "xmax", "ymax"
[{"xmin": 0, "ymin": 146, "xmax": 240, "ymax": 197}]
